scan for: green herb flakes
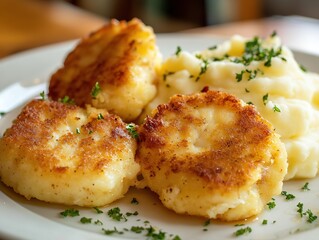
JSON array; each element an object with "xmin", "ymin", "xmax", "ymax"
[
  {"xmin": 39, "ymin": 91, "xmax": 46, "ymax": 100},
  {"xmin": 296, "ymin": 202, "xmax": 318, "ymax": 223},
  {"xmin": 236, "ymin": 70, "xmax": 245, "ymax": 82},
  {"xmin": 305, "ymin": 209, "xmax": 318, "ymax": 223},
  {"xmin": 175, "ymin": 46, "xmax": 182, "ymax": 56},
  {"xmin": 262, "ymin": 93, "xmax": 269, "ymax": 105},
  {"xmin": 273, "ymin": 105, "xmax": 281, "ymax": 112},
  {"xmin": 271, "ymin": 30, "xmax": 277, "ymax": 38},
  {"xmin": 58, "ymin": 96, "xmax": 75, "ymax": 105},
  {"xmin": 281, "ymin": 191, "xmax": 295, "ymax": 200},
  {"xmin": 203, "ymin": 219, "xmax": 210, "ymax": 227},
  {"xmin": 163, "ymin": 71, "xmax": 175, "ymax": 81},
  {"xmin": 107, "ymin": 207, "xmax": 127, "ymax": 222},
  {"xmin": 91, "ymin": 82, "xmax": 101, "ymax": 99},
  {"xmin": 195, "ymin": 59, "xmax": 209, "ymax": 82},
  {"xmin": 301, "ymin": 182, "xmax": 310, "ymax": 191},
  {"xmin": 126, "ymin": 123, "xmax": 139, "ymax": 139},
  {"xmin": 267, "ymin": 199, "xmax": 276, "ymax": 210},
  {"xmin": 97, "ymin": 113, "xmax": 104, "ymax": 120},
  {"xmin": 299, "ymin": 64, "xmax": 307, "ymax": 72},
  {"xmin": 234, "ymin": 226, "xmax": 252, "ymax": 237},
  {"xmin": 102, "ymin": 227, "xmax": 124, "ymax": 235},
  {"xmin": 93, "ymin": 207, "xmax": 103, "ymax": 214},
  {"xmin": 297, "ymin": 202, "xmax": 304, "ymax": 217},
  {"xmin": 131, "ymin": 197, "xmax": 139, "ymax": 205},
  {"xmin": 94, "ymin": 219, "xmax": 103, "ymax": 225},
  {"xmin": 60, "ymin": 208, "xmax": 79, "ymax": 217},
  {"xmin": 262, "ymin": 219, "xmax": 268, "ymax": 225},
  {"xmin": 80, "ymin": 217, "xmax": 92, "ymax": 224}
]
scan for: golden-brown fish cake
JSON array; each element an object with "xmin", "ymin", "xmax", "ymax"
[
  {"xmin": 49, "ymin": 18, "xmax": 161, "ymax": 122},
  {"xmin": 136, "ymin": 90, "xmax": 287, "ymax": 221},
  {"xmin": 0, "ymin": 100, "xmax": 139, "ymax": 206}
]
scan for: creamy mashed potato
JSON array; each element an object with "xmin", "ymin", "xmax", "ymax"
[{"xmin": 142, "ymin": 34, "xmax": 319, "ymax": 180}]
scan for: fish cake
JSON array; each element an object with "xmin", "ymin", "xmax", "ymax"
[
  {"xmin": 49, "ymin": 18, "xmax": 161, "ymax": 122},
  {"xmin": 136, "ymin": 90, "xmax": 287, "ymax": 221},
  {"xmin": 0, "ymin": 100, "xmax": 139, "ymax": 206}
]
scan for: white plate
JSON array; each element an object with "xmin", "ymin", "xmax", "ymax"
[{"xmin": 0, "ymin": 34, "xmax": 319, "ymax": 240}]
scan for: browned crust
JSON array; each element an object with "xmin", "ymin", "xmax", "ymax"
[
  {"xmin": 0, "ymin": 100, "xmax": 133, "ymax": 174},
  {"xmin": 136, "ymin": 90, "xmax": 274, "ymax": 189},
  {"xmin": 48, "ymin": 18, "xmax": 154, "ymax": 106}
]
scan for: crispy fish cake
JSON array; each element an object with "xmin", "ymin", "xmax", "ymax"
[
  {"xmin": 49, "ymin": 18, "xmax": 161, "ymax": 122},
  {"xmin": 0, "ymin": 100, "xmax": 139, "ymax": 206},
  {"xmin": 136, "ymin": 90, "xmax": 287, "ymax": 221}
]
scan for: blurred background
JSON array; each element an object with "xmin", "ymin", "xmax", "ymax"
[
  {"xmin": 65, "ymin": 0, "xmax": 319, "ymax": 32},
  {"xmin": 1, "ymin": 0, "xmax": 319, "ymax": 58}
]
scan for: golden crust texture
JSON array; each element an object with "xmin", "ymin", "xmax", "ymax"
[
  {"xmin": 48, "ymin": 18, "xmax": 161, "ymax": 122},
  {"xmin": 136, "ymin": 90, "xmax": 287, "ymax": 221},
  {"xmin": 0, "ymin": 100, "xmax": 139, "ymax": 206}
]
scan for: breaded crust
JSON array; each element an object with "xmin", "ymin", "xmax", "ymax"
[
  {"xmin": 136, "ymin": 90, "xmax": 287, "ymax": 221},
  {"xmin": 49, "ymin": 18, "xmax": 161, "ymax": 122},
  {"xmin": 0, "ymin": 100, "xmax": 139, "ymax": 206}
]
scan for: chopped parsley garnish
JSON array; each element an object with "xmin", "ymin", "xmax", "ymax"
[
  {"xmin": 131, "ymin": 226, "xmax": 144, "ymax": 233},
  {"xmin": 93, "ymin": 207, "xmax": 103, "ymax": 214},
  {"xmin": 208, "ymin": 45, "xmax": 217, "ymax": 50},
  {"xmin": 0, "ymin": 112, "xmax": 6, "ymax": 117},
  {"xmin": 271, "ymin": 30, "xmax": 277, "ymax": 37},
  {"xmin": 245, "ymin": 88, "xmax": 250, "ymax": 93},
  {"xmin": 163, "ymin": 71, "xmax": 175, "ymax": 81},
  {"xmin": 299, "ymin": 64, "xmax": 307, "ymax": 72},
  {"xmin": 262, "ymin": 219, "xmax": 268, "ymax": 225},
  {"xmin": 296, "ymin": 202, "xmax": 318, "ymax": 223},
  {"xmin": 297, "ymin": 202, "xmax": 304, "ymax": 217},
  {"xmin": 75, "ymin": 128, "xmax": 80, "ymax": 134},
  {"xmin": 97, "ymin": 113, "xmax": 104, "ymax": 120},
  {"xmin": 94, "ymin": 219, "xmax": 103, "ymax": 225},
  {"xmin": 232, "ymin": 35, "xmax": 285, "ymax": 67},
  {"xmin": 267, "ymin": 199, "xmax": 276, "ymax": 209},
  {"xmin": 301, "ymin": 182, "xmax": 310, "ymax": 191},
  {"xmin": 126, "ymin": 211, "xmax": 139, "ymax": 217},
  {"xmin": 262, "ymin": 93, "xmax": 269, "ymax": 105},
  {"xmin": 60, "ymin": 208, "xmax": 80, "ymax": 217},
  {"xmin": 88, "ymin": 130, "xmax": 93, "ymax": 134},
  {"xmin": 107, "ymin": 207, "xmax": 127, "ymax": 222},
  {"xmin": 236, "ymin": 70, "xmax": 245, "ymax": 82},
  {"xmin": 234, "ymin": 226, "xmax": 252, "ymax": 237},
  {"xmin": 91, "ymin": 82, "xmax": 101, "ymax": 99},
  {"xmin": 273, "ymin": 105, "xmax": 281, "ymax": 112},
  {"xmin": 305, "ymin": 209, "xmax": 318, "ymax": 223},
  {"xmin": 172, "ymin": 236, "xmax": 182, "ymax": 240},
  {"xmin": 39, "ymin": 91, "xmax": 46, "ymax": 100},
  {"xmin": 126, "ymin": 123, "xmax": 139, "ymax": 139},
  {"xmin": 235, "ymin": 68, "xmax": 262, "ymax": 82},
  {"xmin": 195, "ymin": 59, "xmax": 209, "ymax": 81},
  {"xmin": 203, "ymin": 219, "xmax": 211, "ymax": 227},
  {"xmin": 281, "ymin": 191, "xmax": 295, "ymax": 200},
  {"xmin": 102, "ymin": 227, "xmax": 124, "ymax": 235},
  {"xmin": 131, "ymin": 197, "xmax": 139, "ymax": 205},
  {"xmin": 234, "ymin": 224, "xmax": 245, "ymax": 227},
  {"xmin": 80, "ymin": 217, "xmax": 92, "ymax": 224},
  {"xmin": 58, "ymin": 96, "xmax": 75, "ymax": 105},
  {"xmin": 175, "ymin": 46, "xmax": 182, "ymax": 56},
  {"xmin": 247, "ymin": 101, "xmax": 254, "ymax": 105}
]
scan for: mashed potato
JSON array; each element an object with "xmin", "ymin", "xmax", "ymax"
[{"xmin": 142, "ymin": 34, "xmax": 319, "ymax": 180}]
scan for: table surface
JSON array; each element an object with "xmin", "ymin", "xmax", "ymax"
[{"xmin": 1, "ymin": 0, "xmax": 319, "ymax": 58}]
